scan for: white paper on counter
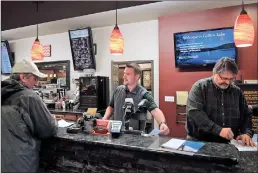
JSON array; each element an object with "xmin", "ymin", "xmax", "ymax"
[
  {"xmin": 161, "ymin": 138, "xmax": 186, "ymax": 150},
  {"xmin": 230, "ymin": 139, "xmax": 257, "ymax": 151},
  {"xmin": 58, "ymin": 119, "xmax": 75, "ymax": 127},
  {"xmin": 252, "ymin": 134, "xmax": 257, "ymax": 142}
]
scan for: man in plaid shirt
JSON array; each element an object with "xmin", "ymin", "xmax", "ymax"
[{"xmin": 186, "ymin": 57, "xmax": 255, "ymax": 147}]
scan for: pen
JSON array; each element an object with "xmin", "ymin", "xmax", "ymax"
[{"xmin": 180, "ymin": 143, "xmax": 185, "ymax": 151}]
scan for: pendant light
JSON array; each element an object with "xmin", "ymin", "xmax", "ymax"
[
  {"xmin": 234, "ymin": 1, "xmax": 255, "ymax": 47},
  {"xmin": 31, "ymin": 1, "xmax": 44, "ymax": 60},
  {"xmin": 110, "ymin": 1, "xmax": 124, "ymax": 55}
]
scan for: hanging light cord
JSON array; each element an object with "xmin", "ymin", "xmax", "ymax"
[
  {"xmin": 115, "ymin": 1, "xmax": 118, "ymax": 29},
  {"xmin": 36, "ymin": 1, "xmax": 39, "ymax": 39},
  {"xmin": 240, "ymin": 1, "xmax": 247, "ymax": 14}
]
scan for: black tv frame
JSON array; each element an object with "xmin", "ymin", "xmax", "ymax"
[
  {"xmin": 1, "ymin": 40, "xmax": 14, "ymax": 75},
  {"xmin": 173, "ymin": 27, "xmax": 238, "ymax": 68},
  {"xmin": 68, "ymin": 27, "xmax": 96, "ymax": 71}
]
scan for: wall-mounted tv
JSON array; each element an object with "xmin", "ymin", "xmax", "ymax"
[
  {"xmin": 68, "ymin": 27, "xmax": 96, "ymax": 71},
  {"xmin": 174, "ymin": 27, "xmax": 237, "ymax": 68},
  {"xmin": 1, "ymin": 40, "xmax": 14, "ymax": 74}
]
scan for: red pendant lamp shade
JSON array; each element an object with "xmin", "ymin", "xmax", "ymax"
[
  {"xmin": 31, "ymin": 37, "xmax": 44, "ymax": 60},
  {"xmin": 234, "ymin": 3, "xmax": 255, "ymax": 47},
  {"xmin": 31, "ymin": 2, "xmax": 44, "ymax": 60},
  {"xmin": 110, "ymin": 2, "xmax": 124, "ymax": 55},
  {"xmin": 110, "ymin": 25, "xmax": 124, "ymax": 55}
]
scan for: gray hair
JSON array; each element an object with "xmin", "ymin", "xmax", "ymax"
[
  {"xmin": 10, "ymin": 73, "xmax": 32, "ymax": 81},
  {"xmin": 212, "ymin": 57, "xmax": 238, "ymax": 75}
]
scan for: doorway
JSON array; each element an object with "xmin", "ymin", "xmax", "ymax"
[
  {"xmin": 111, "ymin": 60, "xmax": 154, "ymax": 96},
  {"xmin": 111, "ymin": 60, "xmax": 155, "ymax": 132}
]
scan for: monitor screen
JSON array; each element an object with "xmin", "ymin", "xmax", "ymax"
[
  {"xmin": 68, "ymin": 27, "xmax": 96, "ymax": 71},
  {"xmin": 174, "ymin": 27, "xmax": 237, "ymax": 67},
  {"xmin": 1, "ymin": 41, "xmax": 13, "ymax": 74}
]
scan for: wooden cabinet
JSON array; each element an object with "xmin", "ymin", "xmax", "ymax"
[{"xmin": 52, "ymin": 113, "xmax": 82, "ymax": 122}]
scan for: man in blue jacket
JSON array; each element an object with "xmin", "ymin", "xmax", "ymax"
[{"xmin": 1, "ymin": 59, "xmax": 58, "ymax": 172}]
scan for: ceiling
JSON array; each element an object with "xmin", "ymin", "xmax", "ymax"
[
  {"xmin": 1, "ymin": 1, "xmax": 157, "ymax": 31},
  {"xmin": 2, "ymin": 1, "xmax": 257, "ymax": 41}
]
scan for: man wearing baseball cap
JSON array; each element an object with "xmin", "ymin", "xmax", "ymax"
[
  {"xmin": 1, "ymin": 59, "xmax": 58, "ymax": 172},
  {"xmin": 9, "ymin": 58, "xmax": 47, "ymax": 88}
]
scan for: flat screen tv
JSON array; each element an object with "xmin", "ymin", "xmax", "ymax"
[
  {"xmin": 1, "ymin": 40, "xmax": 14, "ymax": 74},
  {"xmin": 68, "ymin": 27, "xmax": 96, "ymax": 71},
  {"xmin": 174, "ymin": 27, "xmax": 237, "ymax": 68}
]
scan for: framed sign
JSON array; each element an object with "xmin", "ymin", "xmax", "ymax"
[
  {"xmin": 43, "ymin": 45, "xmax": 51, "ymax": 57},
  {"xmin": 237, "ymin": 84, "xmax": 258, "ymax": 133},
  {"xmin": 142, "ymin": 70, "xmax": 151, "ymax": 90},
  {"xmin": 68, "ymin": 27, "xmax": 96, "ymax": 71}
]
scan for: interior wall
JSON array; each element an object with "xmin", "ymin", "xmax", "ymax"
[
  {"xmin": 159, "ymin": 4, "xmax": 258, "ymax": 137},
  {"xmin": 2, "ymin": 20, "xmax": 159, "ymax": 102},
  {"xmin": 2, "ymin": 20, "xmax": 160, "ymax": 128}
]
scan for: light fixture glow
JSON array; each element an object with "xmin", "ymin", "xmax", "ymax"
[
  {"xmin": 234, "ymin": 2, "xmax": 255, "ymax": 47},
  {"xmin": 31, "ymin": 37, "xmax": 44, "ymax": 60},
  {"xmin": 110, "ymin": 26, "xmax": 124, "ymax": 55},
  {"xmin": 110, "ymin": 2, "xmax": 124, "ymax": 55},
  {"xmin": 31, "ymin": 2, "xmax": 44, "ymax": 60}
]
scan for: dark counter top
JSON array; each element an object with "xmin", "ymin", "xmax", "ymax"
[
  {"xmin": 236, "ymin": 151, "xmax": 258, "ymax": 173},
  {"xmin": 49, "ymin": 109, "xmax": 153, "ymax": 125},
  {"xmin": 48, "ymin": 109, "xmax": 83, "ymax": 114},
  {"xmin": 40, "ymin": 128, "xmax": 258, "ymax": 173},
  {"xmin": 48, "ymin": 109, "xmax": 106, "ymax": 115},
  {"xmin": 55, "ymin": 128, "xmax": 238, "ymax": 165}
]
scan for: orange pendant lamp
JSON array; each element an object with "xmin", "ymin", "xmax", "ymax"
[
  {"xmin": 234, "ymin": 1, "xmax": 255, "ymax": 47},
  {"xmin": 31, "ymin": 2, "xmax": 44, "ymax": 60},
  {"xmin": 110, "ymin": 2, "xmax": 124, "ymax": 55},
  {"xmin": 31, "ymin": 27, "xmax": 44, "ymax": 61}
]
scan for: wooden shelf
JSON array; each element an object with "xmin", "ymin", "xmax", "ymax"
[
  {"xmin": 177, "ymin": 113, "xmax": 186, "ymax": 116},
  {"xmin": 176, "ymin": 105, "xmax": 186, "ymax": 124},
  {"xmin": 176, "ymin": 121, "xmax": 186, "ymax": 124},
  {"xmin": 176, "ymin": 104, "xmax": 186, "ymax": 107}
]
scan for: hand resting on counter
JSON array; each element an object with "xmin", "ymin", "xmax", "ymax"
[
  {"xmin": 159, "ymin": 123, "xmax": 170, "ymax": 136},
  {"xmin": 236, "ymin": 134, "xmax": 256, "ymax": 147},
  {"xmin": 220, "ymin": 128, "xmax": 256, "ymax": 147}
]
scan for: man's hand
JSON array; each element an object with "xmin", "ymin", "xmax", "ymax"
[
  {"xmin": 53, "ymin": 115, "xmax": 64, "ymax": 120},
  {"xmin": 219, "ymin": 128, "xmax": 234, "ymax": 140},
  {"xmin": 236, "ymin": 134, "xmax": 256, "ymax": 147},
  {"xmin": 102, "ymin": 116, "xmax": 108, "ymax": 120},
  {"xmin": 159, "ymin": 123, "xmax": 170, "ymax": 135},
  {"xmin": 52, "ymin": 114, "xmax": 56, "ymax": 119}
]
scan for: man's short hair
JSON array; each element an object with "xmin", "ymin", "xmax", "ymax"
[
  {"xmin": 213, "ymin": 57, "xmax": 238, "ymax": 75},
  {"xmin": 126, "ymin": 63, "xmax": 142, "ymax": 76}
]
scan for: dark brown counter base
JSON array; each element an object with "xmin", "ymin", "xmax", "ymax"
[
  {"xmin": 40, "ymin": 139, "xmax": 236, "ymax": 173},
  {"xmin": 39, "ymin": 128, "xmax": 257, "ymax": 173}
]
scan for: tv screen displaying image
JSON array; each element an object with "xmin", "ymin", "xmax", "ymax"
[
  {"xmin": 68, "ymin": 27, "xmax": 96, "ymax": 71},
  {"xmin": 174, "ymin": 27, "xmax": 237, "ymax": 67},
  {"xmin": 1, "ymin": 41, "xmax": 13, "ymax": 74}
]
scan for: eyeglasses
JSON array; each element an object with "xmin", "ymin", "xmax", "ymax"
[
  {"xmin": 218, "ymin": 74, "xmax": 235, "ymax": 82},
  {"xmin": 30, "ymin": 74, "xmax": 39, "ymax": 82}
]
